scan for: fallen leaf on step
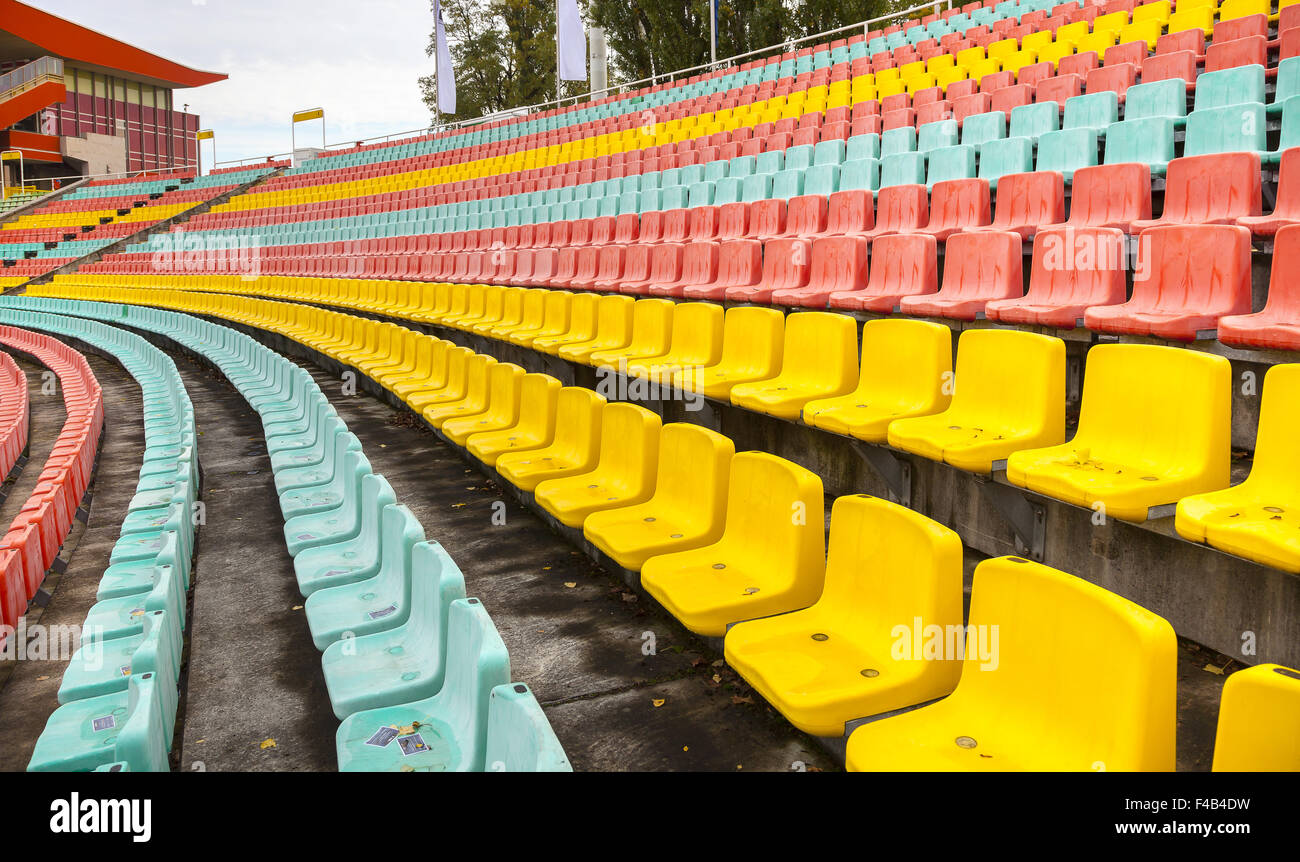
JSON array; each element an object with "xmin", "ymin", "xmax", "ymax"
[
  {"xmin": 652, "ymin": 698, "xmax": 665, "ymax": 707},
  {"xmin": 563, "ymin": 582, "xmax": 576, "ymax": 588},
  {"xmin": 259, "ymin": 739, "xmax": 277, "ymax": 750}
]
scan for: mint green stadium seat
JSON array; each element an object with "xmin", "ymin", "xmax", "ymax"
[
  {"xmin": 804, "ymin": 164, "xmax": 840, "ymax": 196},
  {"xmin": 304, "ymin": 504, "xmax": 425, "ymax": 651},
  {"xmin": 321, "ymin": 542, "xmax": 467, "ymax": 719},
  {"xmin": 283, "ymin": 461, "xmax": 391, "ymax": 559},
  {"xmin": 58, "ymin": 610, "xmax": 180, "ymax": 705},
  {"xmin": 1103, "ymin": 117, "xmax": 1175, "ymax": 175},
  {"xmin": 1183, "ymin": 104, "xmax": 1267, "ymax": 157},
  {"xmin": 840, "ymin": 158, "xmax": 881, "ymax": 191},
  {"xmin": 755, "ymin": 150, "xmax": 784, "ymax": 174},
  {"xmin": 714, "ymin": 177, "xmax": 742, "ymax": 204},
  {"xmin": 927, "ymin": 145, "xmax": 977, "ymax": 186},
  {"xmin": 785, "ymin": 145, "xmax": 815, "ymax": 171},
  {"xmin": 1124, "ymin": 79, "xmax": 1187, "ymax": 123},
  {"xmin": 28, "ymin": 614, "xmax": 177, "ymax": 772},
  {"xmin": 662, "ymin": 186, "xmax": 688, "ymax": 209},
  {"xmin": 741, "ymin": 173, "xmax": 773, "ymax": 202},
  {"xmin": 278, "ymin": 439, "xmax": 370, "ymax": 521},
  {"xmin": 1009, "ymin": 102, "xmax": 1059, "ymax": 141},
  {"xmin": 335, "ymin": 598, "xmax": 510, "ymax": 772},
  {"xmin": 772, "ymin": 168, "xmax": 806, "ymax": 198},
  {"xmin": 1063, "ymin": 92, "xmax": 1117, "ymax": 134},
  {"xmin": 962, "ymin": 111, "xmax": 1006, "ymax": 146},
  {"xmin": 881, "ymin": 153, "xmax": 927, "ymax": 188},
  {"xmin": 1036, "ymin": 128, "xmax": 1097, "ymax": 180},
  {"xmin": 85, "ymin": 557, "xmax": 186, "ymax": 644},
  {"xmin": 814, "ymin": 139, "xmax": 846, "ymax": 166},
  {"xmin": 846, "ymin": 133, "xmax": 881, "ymax": 160},
  {"xmin": 1193, "ymin": 65, "xmax": 1265, "ymax": 112},
  {"xmin": 918, "ymin": 120, "xmax": 959, "ymax": 152},
  {"xmin": 881, "ymin": 126, "xmax": 917, "ymax": 156},
  {"xmin": 704, "ymin": 159, "xmax": 729, "ymax": 180},
  {"xmin": 729, "ymin": 155, "xmax": 756, "ymax": 177},
  {"xmin": 977, "ymin": 136, "xmax": 1034, "ymax": 188},
  {"xmin": 1267, "ymin": 97, "xmax": 1300, "ymax": 165},
  {"xmin": 1270, "ymin": 58, "xmax": 1300, "ymax": 116},
  {"xmin": 484, "ymin": 683, "xmax": 572, "ymax": 772}
]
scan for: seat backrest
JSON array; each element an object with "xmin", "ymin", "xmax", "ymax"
[{"xmin": 438, "ymin": 598, "xmax": 512, "ymax": 772}]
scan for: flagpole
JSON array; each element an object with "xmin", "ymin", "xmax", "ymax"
[
  {"xmin": 434, "ymin": 0, "xmax": 442, "ymax": 128},
  {"xmin": 555, "ymin": 0, "xmax": 562, "ymax": 104}
]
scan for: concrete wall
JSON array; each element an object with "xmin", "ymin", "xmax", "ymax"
[{"xmin": 61, "ymin": 131, "xmax": 127, "ymax": 177}]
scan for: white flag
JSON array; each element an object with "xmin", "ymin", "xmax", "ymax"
[
  {"xmin": 556, "ymin": 0, "xmax": 587, "ymax": 82},
  {"xmin": 433, "ymin": 0, "xmax": 456, "ymax": 114}
]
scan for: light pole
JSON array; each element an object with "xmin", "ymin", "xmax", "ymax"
[{"xmin": 197, "ymin": 129, "xmax": 214, "ymax": 176}]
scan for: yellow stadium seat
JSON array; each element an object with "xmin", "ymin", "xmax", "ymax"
[
  {"xmin": 1021, "ymin": 30, "xmax": 1053, "ymax": 53},
  {"xmin": 495, "ymin": 387, "xmax": 605, "ymax": 492},
  {"xmin": 535, "ymin": 402, "xmax": 661, "ymax": 528},
  {"xmin": 532, "ymin": 292, "xmax": 600, "ymax": 355},
  {"xmin": 1118, "ymin": 20, "xmax": 1162, "ymax": 51},
  {"xmin": 405, "ymin": 346, "xmax": 473, "ymax": 413},
  {"xmin": 465, "ymin": 372, "xmax": 561, "ymax": 466},
  {"xmin": 900, "ymin": 60, "xmax": 927, "ymax": 80},
  {"xmin": 887, "ymin": 330, "xmax": 1065, "ymax": 474},
  {"xmin": 934, "ymin": 66, "xmax": 968, "ymax": 94},
  {"xmin": 1074, "ymin": 30, "xmax": 1118, "ymax": 57},
  {"xmin": 390, "ymin": 339, "xmax": 451, "ymax": 400},
  {"xmin": 1131, "ymin": 0, "xmax": 1171, "ymax": 27},
  {"xmin": 987, "ymin": 38, "xmax": 1019, "ymax": 61},
  {"xmin": 802, "ymin": 319, "xmax": 951, "ymax": 443},
  {"xmin": 926, "ymin": 54, "xmax": 956, "ymax": 75},
  {"xmin": 424, "ymin": 353, "xmax": 496, "ymax": 428},
  {"xmin": 1211, "ymin": 664, "xmax": 1300, "ymax": 772},
  {"xmin": 640, "ymin": 452, "xmax": 825, "ymax": 638},
  {"xmin": 1036, "ymin": 42, "xmax": 1074, "ymax": 70},
  {"xmin": 875, "ymin": 77, "xmax": 907, "ymax": 99},
  {"xmin": 472, "ymin": 286, "xmax": 523, "ymax": 334},
  {"xmin": 729, "ymin": 311, "xmax": 858, "ymax": 421},
  {"xmin": 490, "ymin": 288, "xmax": 545, "ymax": 339},
  {"xmin": 1168, "ymin": 6, "xmax": 1213, "ymax": 36},
  {"xmin": 955, "ymin": 46, "xmax": 986, "ymax": 70},
  {"xmin": 1176, "ymin": 364, "xmax": 1300, "ymax": 573},
  {"xmin": 874, "ymin": 67, "xmax": 901, "ymax": 85},
  {"xmin": 675, "ymin": 307, "xmax": 784, "ymax": 400},
  {"xmin": 845, "ymin": 556, "xmax": 1177, "ymax": 771},
  {"xmin": 966, "ymin": 58, "xmax": 1003, "ymax": 83},
  {"xmin": 1219, "ymin": 0, "xmax": 1267, "ymax": 22},
  {"xmin": 624, "ymin": 302, "xmax": 724, "ymax": 382},
  {"xmin": 1007, "ymin": 345, "xmax": 1230, "ymax": 522},
  {"xmin": 1001, "ymin": 50, "xmax": 1038, "ymax": 76},
  {"xmin": 905, "ymin": 73, "xmax": 936, "ymax": 95},
  {"xmin": 1092, "ymin": 11, "xmax": 1130, "ymax": 35},
  {"xmin": 588, "ymin": 297, "xmax": 675, "ymax": 368},
  {"xmin": 558, "ymin": 294, "xmax": 635, "ymax": 363},
  {"xmin": 510, "ymin": 290, "xmax": 572, "ymax": 348},
  {"xmin": 583, "ymin": 424, "xmax": 734, "ymax": 570},
  {"xmin": 442, "ymin": 362, "xmax": 525, "ymax": 446},
  {"xmin": 724, "ymin": 495, "xmax": 964, "ymax": 737},
  {"xmin": 443, "ymin": 283, "xmax": 486, "ymax": 329}
]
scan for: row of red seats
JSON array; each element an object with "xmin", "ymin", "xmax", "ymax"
[
  {"xmin": 0, "ymin": 350, "xmax": 29, "ymax": 485},
  {"xmin": 0, "ymin": 258, "xmax": 74, "ymax": 278},
  {"xmin": 0, "ymin": 327, "xmax": 103, "ymax": 632}
]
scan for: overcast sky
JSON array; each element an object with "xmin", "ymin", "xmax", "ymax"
[{"xmin": 28, "ymin": 0, "xmax": 435, "ymax": 168}]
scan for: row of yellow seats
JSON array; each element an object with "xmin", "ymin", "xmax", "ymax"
[
  {"xmin": 44, "ymin": 273, "xmax": 1300, "ymax": 575},
  {"xmin": 26, "ymin": 283, "xmax": 1299, "ymax": 772}
]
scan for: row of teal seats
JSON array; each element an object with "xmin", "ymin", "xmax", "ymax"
[
  {"xmin": 2, "ymin": 295, "xmax": 572, "ymax": 773},
  {"xmin": 7, "ymin": 307, "xmax": 198, "ymax": 773}
]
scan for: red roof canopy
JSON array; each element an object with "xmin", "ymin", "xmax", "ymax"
[{"xmin": 0, "ymin": 0, "xmax": 226, "ymax": 88}]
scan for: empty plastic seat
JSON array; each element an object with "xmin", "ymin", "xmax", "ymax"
[
  {"xmin": 465, "ymin": 373, "xmax": 562, "ymax": 466},
  {"xmin": 844, "ymin": 556, "xmax": 1176, "ymax": 771},
  {"xmin": 495, "ymin": 387, "xmax": 605, "ymax": 492},
  {"xmin": 987, "ymin": 226, "xmax": 1127, "ymax": 328},
  {"xmin": 730, "ymin": 312, "xmax": 859, "ymax": 420},
  {"xmin": 900, "ymin": 229, "xmax": 1022, "ymax": 320},
  {"xmin": 584, "ymin": 423, "xmax": 734, "ymax": 571},
  {"xmin": 1007, "ymin": 345, "xmax": 1230, "ymax": 522},
  {"xmin": 640, "ymin": 452, "xmax": 825, "ymax": 637},
  {"xmin": 828, "ymin": 232, "xmax": 939, "ymax": 313},
  {"xmin": 724, "ymin": 496, "xmax": 964, "ymax": 736},
  {"xmin": 771, "ymin": 236, "xmax": 870, "ymax": 307},
  {"xmin": 1219, "ymin": 224, "xmax": 1300, "ymax": 350},
  {"xmin": 1084, "ymin": 225, "xmax": 1252, "ymax": 341},
  {"xmin": 1052, "ymin": 162, "xmax": 1151, "ymax": 230},
  {"xmin": 1131, "ymin": 153, "xmax": 1261, "ymax": 230},
  {"xmin": 1210, "ymin": 664, "xmax": 1300, "ymax": 772},
  {"xmin": 335, "ymin": 598, "xmax": 510, "ymax": 771},
  {"xmin": 535, "ymin": 403, "xmax": 660, "ymax": 528},
  {"xmin": 802, "ymin": 319, "xmax": 952, "ymax": 442},
  {"xmin": 1103, "ymin": 117, "xmax": 1175, "ymax": 174},
  {"xmin": 483, "ymin": 682, "xmax": 572, "ymax": 772},
  {"xmin": 674, "ymin": 306, "xmax": 785, "ymax": 399},
  {"xmin": 888, "ymin": 329, "xmax": 1065, "ymax": 473},
  {"xmin": 1176, "ymin": 364, "xmax": 1300, "ymax": 573},
  {"xmin": 918, "ymin": 178, "xmax": 991, "ymax": 238}
]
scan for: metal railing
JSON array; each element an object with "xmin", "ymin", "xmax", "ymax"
[
  {"xmin": 0, "ymin": 56, "xmax": 64, "ymax": 100},
  {"xmin": 213, "ymin": 1, "xmax": 951, "ymax": 168}
]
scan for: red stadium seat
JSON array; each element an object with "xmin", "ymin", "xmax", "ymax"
[
  {"xmin": 681, "ymin": 239, "xmax": 763, "ymax": 300},
  {"xmin": 647, "ymin": 241, "xmax": 720, "ymax": 298},
  {"xmin": 1218, "ymin": 224, "xmax": 1300, "ymax": 351},
  {"xmin": 899, "ymin": 229, "xmax": 1024, "ymax": 320},
  {"xmin": 865, "ymin": 185, "xmax": 929, "ymax": 237},
  {"xmin": 918, "ymin": 178, "xmax": 991, "ymax": 239},
  {"xmin": 1238, "ymin": 148, "xmax": 1300, "ymax": 237},
  {"xmin": 1047, "ymin": 163, "xmax": 1152, "ymax": 231},
  {"xmin": 1130, "ymin": 153, "xmax": 1262, "ymax": 231},
  {"xmin": 621, "ymin": 242, "xmax": 684, "ymax": 295},
  {"xmin": 1084, "ymin": 224, "xmax": 1253, "ymax": 341},
  {"xmin": 770, "ymin": 236, "xmax": 870, "ymax": 308},
  {"xmin": 975, "ymin": 170, "xmax": 1065, "ymax": 238},
  {"xmin": 828, "ymin": 232, "xmax": 939, "ymax": 313},
  {"xmin": 986, "ymin": 226, "xmax": 1128, "ymax": 328},
  {"xmin": 725, "ymin": 237, "xmax": 811, "ymax": 303}
]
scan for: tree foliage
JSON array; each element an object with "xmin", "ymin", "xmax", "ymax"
[{"xmin": 421, "ymin": 0, "xmax": 908, "ymax": 123}]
